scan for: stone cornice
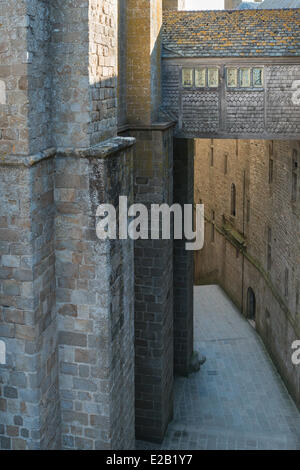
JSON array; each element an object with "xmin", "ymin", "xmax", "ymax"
[{"xmin": 0, "ymin": 137, "xmax": 136, "ymax": 167}]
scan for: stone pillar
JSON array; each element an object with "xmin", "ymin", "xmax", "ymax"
[
  {"xmin": 121, "ymin": 124, "xmax": 175, "ymax": 443},
  {"xmin": 56, "ymin": 138, "xmax": 136, "ymax": 450},
  {"xmin": 0, "ymin": 0, "xmax": 58, "ymax": 450},
  {"xmin": 0, "ymin": 152, "xmax": 59, "ymax": 450},
  {"xmin": 224, "ymin": 0, "xmax": 242, "ymax": 9},
  {"xmin": 126, "ymin": 0, "xmax": 162, "ymax": 125},
  {"xmin": 173, "ymin": 139, "xmax": 194, "ymax": 376},
  {"xmin": 163, "ymin": 0, "xmax": 186, "ymax": 10}
]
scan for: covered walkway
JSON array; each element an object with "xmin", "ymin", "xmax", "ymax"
[{"xmin": 138, "ymin": 285, "xmax": 300, "ymax": 450}]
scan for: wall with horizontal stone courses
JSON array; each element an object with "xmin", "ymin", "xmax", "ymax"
[
  {"xmin": 173, "ymin": 138, "xmax": 194, "ymax": 376},
  {"xmin": 121, "ymin": 125, "xmax": 174, "ymax": 443},
  {"xmin": 0, "ymin": 154, "xmax": 59, "ymax": 450},
  {"xmin": 26, "ymin": 0, "xmax": 52, "ymax": 154},
  {"xmin": 51, "ymin": 0, "xmax": 118, "ymax": 149},
  {"xmin": 118, "ymin": 0, "xmax": 127, "ymax": 128},
  {"xmin": 0, "ymin": 0, "xmax": 29, "ymax": 156},
  {"xmin": 126, "ymin": 0, "xmax": 162, "ymax": 125},
  {"xmin": 162, "ymin": 60, "xmax": 300, "ymax": 140},
  {"xmin": 55, "ymin": 138, "xmax": 136, "ymax": 450},
  {"xmin": 194, "ymin": 137, "xmax": 300, "ymax": 408},
  {"xmin": 162, "ymin": 0, "xmax": 186, "ymax": 10},
  {"xmin": 0, "ymin": 0, "xmax": 52, "ymax": 157}
]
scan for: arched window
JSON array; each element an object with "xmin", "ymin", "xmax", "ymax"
[
  {"xmin": 247, "ymin": 288, "xmax": 256, "ymax": 321},
  {"xmin": 231, "ymin": 183, "xmax": 236, "ymax": 217}
]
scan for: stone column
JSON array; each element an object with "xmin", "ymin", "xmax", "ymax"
[
  {"xmin": 163, "ymin": 0, "xmax": 186, "ymax": 10},
  {"xmin": 124, "ymin": 124, "xmax": 174, "ymax": 443},
  {"xmin": 0, "ymin": 152, "xmax": 59, "ymax": 450},
  {"xmin": 56, "ymin": 138, "xmax": 136, "ymax": 450},
  {"xmin": 126, "ymin": 0, "xmax": 162, "ymax": 125},
  {"xmin": 173, "ymin": 138, "xmax": 194, "ymax": 376}
]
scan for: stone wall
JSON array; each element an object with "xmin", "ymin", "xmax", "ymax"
[
  {"xmin": 162, "ymin": 60, "xmax": 300, "ymax": 140},
  {"xmin": 118, "ymin": 0, "xmax": 127, "ymax": 128},
  {"xmin": 0, "ymin": 138, "xmax": 136, "ymax": 450},
  {"xmin": 0, "ymin": 0, "xmax": 138, "ymax": 450},
  {"xmin": 126, "ymin": 0, "xmax": 162, "ymax": 125},
  {"xmin": 173, "ymin": 139, "xmax": 194, "ymax": 376},
  {"xmin": 56, "ymin": 139, "xmax": 135, "ymax": 450},
  {"xmin": 194, "ymin": 138, "xmax": 300, "ymax": 407},
  {"xmin": 121, "ymin": 124, "xmax": 174, "ymax": 443},
  {"xmin": 163, "ymin": 0, "xmax": 186, "ymax": 10},
  {"xmin": 51, "ymin": 0, "xmax": 118, "ymax": 149},
  {"xmin": 0, "ymin": 152, "xmax": 59, "ymax": 450},
  {"xmin": 0, "ymin": 0, "xmax": 51, "ymax": 157}
]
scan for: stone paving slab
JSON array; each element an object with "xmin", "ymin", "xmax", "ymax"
[{"xmin": 137, "ymin": 285, "xmax": 300, "ymax": 450}]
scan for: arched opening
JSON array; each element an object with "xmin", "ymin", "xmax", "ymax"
[
  {"xmin": 231, "ymin": 183, "xmax": 236, "ymax": 217},
  {"xmin": 247, "ymin": 287, "xmax": 256, "ymax": 324}
]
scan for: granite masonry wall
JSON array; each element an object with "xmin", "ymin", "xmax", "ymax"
[
  {"xmin": 162, "ymin": 60, "xmax": 300, "ymax": 140},
  {"xmin": 173, "ymin": 138, "xmax": 194, "ymax": 376},
  {"xmin": 0, "ymin": 0, "xmax": 137, "ymax": 450},
  {"xmin": 56, "ymin": 140, "xmax": 135, "ymax": 450},
  {"xmin": 120, "ymin": 125, "xmax": 174, "ymax": 443},
  {"xmin": 162, "ymin": 0, "xmax": 186, "ymax": 10},
  {"xmin": 0, "ymin": 153, "xmax": 59, "ymax": 450},
  {"xmin": 194, "ymin": 138, "xmax": 300, "ymax": 408}
]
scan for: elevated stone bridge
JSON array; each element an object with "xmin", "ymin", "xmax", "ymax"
[{"xmin": 162, "ymin": 9, "xmax": 300, "ymax": 140}]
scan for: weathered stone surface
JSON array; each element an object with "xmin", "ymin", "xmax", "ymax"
[{"xmin": 194, "ymin": 138, "xmax": 300, "ymax": 408}]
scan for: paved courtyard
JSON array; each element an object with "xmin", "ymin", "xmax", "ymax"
[{"xmin": 137, "ymin": 285, "xmax": 300, "ymax": 450}]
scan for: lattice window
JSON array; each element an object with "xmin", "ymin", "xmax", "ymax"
[{"xmin": 182, "ymin": 68, "xmax": 193, "ymax": 87}]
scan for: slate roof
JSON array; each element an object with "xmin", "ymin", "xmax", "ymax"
[
  {"xmin": 162, "ymin": 9, "xmax": 300, "ymax": 57},
  {"xmin": 237, "ymin": 2, "xmax": 260, "ymax": 10},
  {"xmin": 236, "ymin": 0, "xmax": 300, "ymax": 9},
  {"xmin": 259, "ymin": 0, "xmax": 300, "ymax": 8}
]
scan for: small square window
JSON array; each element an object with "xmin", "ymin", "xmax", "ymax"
[
  {"xmin": 253, "ymin": 67, "xmax": 263, "ymax": 87},
  {"xmin": 182, "ymin": 68, "xmax": 193, "ymax": 87},
  {"xmin": 227, "ymin": 68, "xmax": 238, "ymax": 88},
  {"xmin": 195, "ymin": 68, "xmax": 206, "ymax": 87},
  {"xmin": 208, "ymin": 68, "xmax": 219, "ymax": 88},
  {"xmin": 240, "ymin": 68, "xmax": 251, "ymax": 87}
]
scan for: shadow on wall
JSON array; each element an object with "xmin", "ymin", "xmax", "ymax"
[{"xmin": 26, "ymin": 0, "xmax": 121, "ymax": 155}]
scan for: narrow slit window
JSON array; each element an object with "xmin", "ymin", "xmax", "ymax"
[
  {"xmin": 247, "ymin": 199, "xmax": 250, "ymax": 223},
  {"xmin": 0, "ymin": 340, "xmax": 5, "ymax": 365},
  {"xmin": 211, "ymin": 210, "xmax": 215, "ymax": 243},
  {"xmin": 285, "ymin": 268, "xmax": 289, "ymax": 297},
  {"xmin": 224, "ymin": 153, "xmax": 228, "ymax": 174},
  {"xmin": 231, "ymin": 183, "xmax": 236, "ymax": 217},
  {"xmin": 267, "ymin": 227, "xmax": 272, "ymax": 271},
  {"xmin": 292, "ymin": 149, "xmax": 298, "ymax": 202},
  {"xmin": 269, "ymin": 158, "xmax": 274, "ymax": 184}
]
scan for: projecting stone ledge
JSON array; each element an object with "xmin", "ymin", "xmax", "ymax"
[
  {"xmin": 56, "ymin": 136, "xmax": 136, "ymax": 159},
  {"xmin": 0, "ymin": 137, "xmax": 136, "ymax": 169}
]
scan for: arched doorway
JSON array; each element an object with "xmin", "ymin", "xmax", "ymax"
[{"xmin": 247, "ymin": 287, "xmax": 256, "ymax": 324}]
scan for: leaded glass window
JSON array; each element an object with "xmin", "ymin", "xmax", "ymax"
[
  {"xmin": 227, "ymin": 68, "xmax": 238, "ymax": 88},
  {"xmin": 182, "ymin": 68, "xmax": 193, "ymax": 87},
  {"xmin": 240, "ymin": 68, "xmax": 251, "ymax": 87},
  {"xmin": 253, "ymin": 67, "xmax": 263, "ymax": 87},
  {"xmin": 195, "ymin": 68, "xmax": 206, "ymax": 87},
  {"xmin": 208, "ymin": 68, "xmax": 219, "ymax": 88}
]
